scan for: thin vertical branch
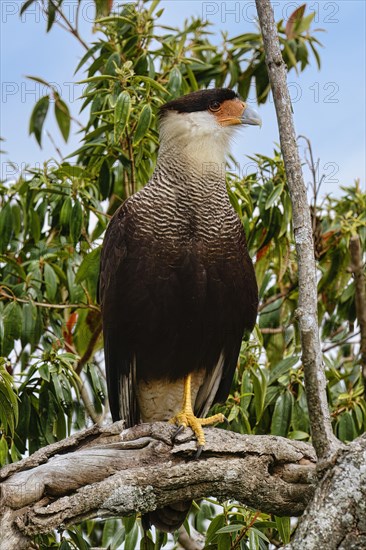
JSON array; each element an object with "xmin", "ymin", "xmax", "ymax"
[
  {"xmin": 255, "ymin": 0, "xmax": 341, "ymax": 459},
  {"xmin": 349, "ymin": 234, "xmax": 366, "ymax": 396}
]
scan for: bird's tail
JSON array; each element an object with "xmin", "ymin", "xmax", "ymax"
[{"xmin": 142, "ymin": 500, "xmax": 192, "ymax": 533}]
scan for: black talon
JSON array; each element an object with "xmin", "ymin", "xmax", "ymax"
[
  {"xmin": 223, "ymin": 416, "xmax": 230, "ymax": 426},
  {"xmin": 195, "ymin": 445, "xmax": 204, "ymax": 459},
  {"xmin": 172, "ymin": 424, "xmax": 185, "ymax": 441}
]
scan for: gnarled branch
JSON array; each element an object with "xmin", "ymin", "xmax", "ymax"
[
  {"xmin": 0, "ymin": 422, "xmax": 317, "ymax": 550},
  {"xmin": 287, "ymin": 434, "xmax": 366, "ymax": 549}
]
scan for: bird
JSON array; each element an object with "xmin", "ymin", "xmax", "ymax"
[{"xmin": 99, "ymin": 88, "xmax": 260, "ymax": 532}]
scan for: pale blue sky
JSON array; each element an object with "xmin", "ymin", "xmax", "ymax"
[{"xmin": 1, "ymin": 0, "xmax": 365, "ymax": 197}]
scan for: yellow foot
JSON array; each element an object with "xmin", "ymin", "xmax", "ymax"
[
  {"xmin": 169, "ymin": 374, "xmax": 226, "ymax": 452},
  {"xmin": 170, "ymin": 410, "xmax": 226, "ymax": 447}
]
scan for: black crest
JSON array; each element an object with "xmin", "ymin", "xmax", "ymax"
[{"xmin": 159, "ymin": 88, "xmax": 238, "ymax": 118}]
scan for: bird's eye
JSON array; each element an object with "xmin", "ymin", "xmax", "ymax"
[{"xmin": 209, "ymin": 101, "xmax": 221, "ymax": 112}]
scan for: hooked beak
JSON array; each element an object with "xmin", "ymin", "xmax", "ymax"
[{"xmin": 241, "ymin": 105, "xmax": 262, "ymax": 127}]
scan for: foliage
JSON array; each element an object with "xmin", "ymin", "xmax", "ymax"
[{"xmin": 0, "ymin": 1, "xmax": 365, "ymax": 548}]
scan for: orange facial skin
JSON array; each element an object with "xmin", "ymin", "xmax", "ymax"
[{"xmin": 211, "ymin": 98, "xmax": 246, "ymax": 126}]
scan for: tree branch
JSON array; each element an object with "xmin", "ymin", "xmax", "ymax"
[
  {"xmin": 0, "ymin": 423, "xmax": 316, "ymax": 550},
  {"xmin": 349, "ymin": 234, "xmax": 366, "ymax": 396},
  {"xmin": 255, "ymin": 0, "xmax": 341, "ymax": 460},
  {"xmin": 75, "ymin": 320, "xmax": 102, "ymax": 375},
  {"xmin": 286, "ymin": 434, "xmax": 366, "ymax": 549},
  {"xmin": 0, "ymin": 287, "xmax": 100, "ymax": 312}
]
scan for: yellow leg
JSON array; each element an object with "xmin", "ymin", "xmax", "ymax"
[{"xmin": 169, "ymin": 374, "xmax": 225, "ymax": 448}]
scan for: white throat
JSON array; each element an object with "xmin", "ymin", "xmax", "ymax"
[{"xmin": 158, "ymin": 110, "xmax": 236, "ymax": 167}]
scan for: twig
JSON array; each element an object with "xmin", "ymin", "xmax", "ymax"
[
  {"xmin": 0, "ymin": 287, "xmax": 100, "ymax": 312},
  {"xmin": 232, "ymin": 511, "xmax": 261, "ymax": 550},
  {"xmin": 177, "ymin": 526, "xmax": 203, "ymax": 550},
  {"xmin": 47, "ymin": 0, "xmax": 89, "ymax": 51},
  {"xmin": 75, "ymin": 320, "xmax": 103, "ymax": 375},
  {"xmin": 77, "ymin": 376, "xmax": 103, "ymax": 425},
  {"xmin": 298, "ymin": 135, "xmax": 325, "ymax": 213},
  {"xmin": 349, "ymin": 234, "xmax": 366, "ymax": 395},
  {"xmin": 260, "ymin": 327, "xmax": 286, "ymax": 334},
  {"xmin": 258, "ymin": 289, "xmax": 292, "ymax": 312},
  {"xmin": 322, "ymin": 331, "xmax": 360, "ymax": 353},
  {"xmin": 46, "ymin": 131, "xmax": 63, "ymax": 160},
  {"xmin": 255, "ymin": 0, "xmax": 340, "ymax": 460}
]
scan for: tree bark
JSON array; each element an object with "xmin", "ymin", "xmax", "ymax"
[
  {"xmin": 255, "ymin": 0, "xmax": 341, "ymax": 461},
  {"xmin": 286, "ymin": 434, "xmax": 366, "ymax": 549},
  {"xmin": 0, "ymin": 422, "xmax": 316, "ymax": 550}
]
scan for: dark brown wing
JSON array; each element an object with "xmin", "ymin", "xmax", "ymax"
[
  {"xmin": 99, "ymin": 204, "xmax": 139, "ymax": 425},
  {"xmin": 194, "ymin": 238, "xmax": 258, "ymax": 416}
]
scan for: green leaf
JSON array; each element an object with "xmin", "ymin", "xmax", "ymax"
[
  {"xmin": 138, "ymin": 76, "xmax": 168, "ymax": 95},
  {"xmin": 51, "ymin": 372, "xmax": 66, "ymax": 408},
  {"xmin": 38, "ymin": 363, "xmax": 51, "ymax": 382},
  {"xmin": 185, "ymin": 63, "xmax": 199, "ymax": 91},
  {"xmin": 168, "ymin": 67, "xmax": 182, "ymax": 96},
  {"xmin": 250, "ymin": 526, "xmax": 270, "ymax": 543},
  {"xmin": 206, "ymin": 514, "xmax": 225, "ymax": 543},
  {"xmin": 70, "ymin": 201, "xmax": 83, "ymax": 244},
  {"xmin": 271, "ymin": 390, "xmax": 293, "ymax": 436},
  {"xmin": 0, "ymin": 364, "xmax": 18, "ymax": 437},
  {"xmin": 265, "ymin": 183, "xmax": 284, "ymax": 209},
  {"xmin": 20, "ymin": 0, "xmax": 36, "ymax": 15},
  {"xmin": 44, "ymin": 263, "xmax": 58, "ymax": 301},
  {"xmin": 25, "ymin": 75, "xmax": 51, "ymax": 87},
  {"xmin": 133, "ymin": 104, "xmax": 152, "ymax": 144},
  {"xmin": 275, "ymin": 515, "xmax": 291, "ymax": 544},
  {"xmin": 87, "ymin": 363, "xmax": 105, "ymax": 401},
  {"xmin": 55, "ymin": 98, "xmax": 71, "ymax": 142},
  {"xmin": 337, "ymin": 411, "xmax": 357, "ymax": 442},
  {"xmin": 74, "ymin": 43, "xmax": 102, "ymax": 74},
  {"xmin": 216, "ymin": 524, "xmax": 243, "ymax": 534},
  {"xmin": 99, "ymin": 159, "xmax": 111, "ymax": 200},
  {"xmin": 218, "ymin": 533, "xmax": 231, "ymax": 550},
  {"xmin": 269, "ymin": 356, "xmax": 299, "ymax": 384},
  {"xmin": 102, "ymin": 519, "xmax": 124, "ymax": 547},
  {"xmin": 46, "ymin": 0, "xmax": 56, "ymax": 32},
  {"xmin": 29, "ymin": 95, "xmax": 50, "ymax": 147},
  {"xmin": 3, "ymin": 302, "xmax": 22, "ymax": 356},
  {"xmin": 296, "ymin": 12, "xmax": 316, "ymax": 34},
  {"xmin": 124, "ymin": 519, "xmax": 138, "ymax": 549},
  {"xmin": 21, "ymin": 302, "xmax": 37, "ymax": 347},
  {"xmin": 0, "ymin": 202, "xmax": 13, "ymax": 253},
  {"xmin": 353, "ymin": 404, "xmax": 365, "ymax": 431},
  {"xmin": 288, "ymin": 430, "xmax": 309, "ymax": 440},
  {"xmin": 283, "ymin": 42, "xmax": 298, "ymax": 70},
  {"xmin": 140, "ymin": 534, "xmax": 154, "ymax": 550},
  {"xmin": 114, "ymin": 91, "xmax": 131, "ymax": 142},
  {"xmin": 11, "ymin": 203, "xmax": 21, "ymax": 235},
  {"xmin": 105, "ymin": 52, "xmax": 122, "ymax": 76},
  {"xmin": 60, "ymin": 196, "xmax": 73, "ymax": 230},
  {"xmin": 251, "ymin": 367, "xmax": 267, "ymax": 422},
  {"xmin": 240, "ymin": 370, "xmax": 253, "ymax": 412},
  {"xmin": 30, "ymin": 209, "xmax": 41, "ymax": 242},
  {"xmin": 75, "ymin": 247, "xmax": 101, "ymax": 284},
  {"xmin": 227, "ymin": 404, "xmax": 240, "ymax": 423},
  {"xmin": 0, "ymin": 435, "xmax": 9, "ymax": 466}
]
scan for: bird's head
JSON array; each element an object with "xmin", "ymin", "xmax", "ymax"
[{"xmin": 158, "ymin": 88, "xmax": 261, "ymax": 165}]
